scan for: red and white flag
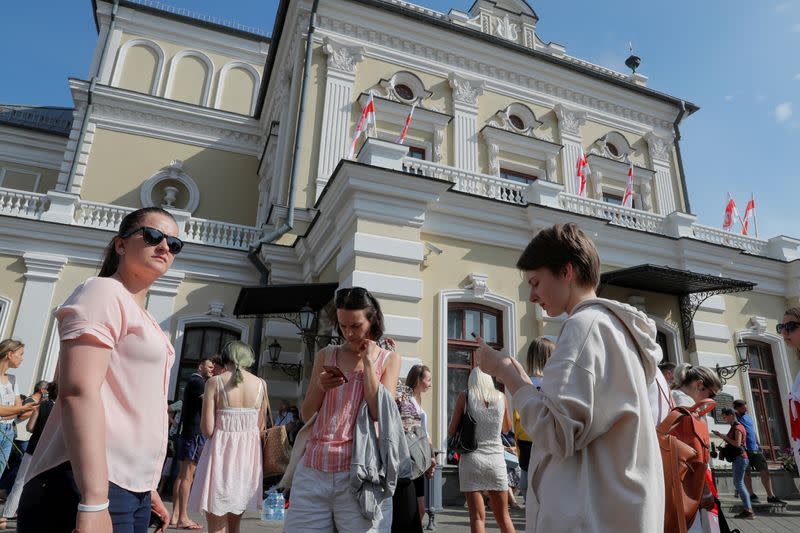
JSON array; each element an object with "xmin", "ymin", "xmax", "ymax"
[
  {"xmin": 742, "ymin": 195, "xmax": 756, "ymax": 236},
  {"xmin": 397, "ymin": 101, "xmax": 417, "ymax": 144},
  {"xmin": 349, "ymin": 93, "xmax": 376, "ymax": 159},
  {"xmin": 622, "ymin": 161, "xmax": 635, "ymax": 208},
  {"xmin": 722, "ymin": 194, "xmax": 739, "ymax": 232},
  {"xmin": 576, "ymin": 149, "xmax": 590, "ymax": 196}
]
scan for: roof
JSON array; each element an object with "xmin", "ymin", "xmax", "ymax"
[
  {"xmin": 233, "ymin": 283, "xmax": 339, "ymax": 317},
  {"xmin": 0, "ymin": 105, "xmax": 74, "ymax": 136},
  {"xmin": 92, "ymin": 0, "xmax": 270, "ymax": 41},
  {"xmin": 600, "ymin": 264, "xmax": 755, "ymax": 295}
]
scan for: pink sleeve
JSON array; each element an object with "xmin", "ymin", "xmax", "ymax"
[{"xmin": 56, "ymin": 278, "xmax": 126, "ymax": 349}]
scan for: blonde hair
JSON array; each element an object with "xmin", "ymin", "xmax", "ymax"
[
  {"xmin": 220, "ymin": 340, "xmax": 255, "ymax": 386},
  {"xmin": 672, "ymin": 363, "xmax": 722, "ymax": 392},
  {"xmin": 0, "ymin": 339, "xmax": 23, "ymax": 361},
  {"xmin": 526, "ymin": 337, "xmax": 555, "ymax": 377},
  {"xmin": 784, "ymin": 307, "xmax": 800, "ymax": 322},
  {"xmin": 467, "ymin": 366, "xmax": 502, "ymax": 414}
]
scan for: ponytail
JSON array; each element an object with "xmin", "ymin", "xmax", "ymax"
[
  {"xmin": 220, "ymin": 340, "xmax": 255, "ymax": 387},
  {"xmin": 672, "ymin": 362, "xmax": 722, "ymax": 391}
]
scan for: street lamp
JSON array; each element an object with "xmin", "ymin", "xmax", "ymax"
[
  {"xmin": 266, "ymin": 338, "xmax": 303, "ymax": 382},
  {"xmin": 299, "ymin": 303, "xmax": 315, "ymax": 333},
  {"xmin": 716, "ymin": 341, "xmax": 750, "ymax": 385},
  {"xmin": 268, "ymin": 339, "xmax": 282, "ymax": 363}
]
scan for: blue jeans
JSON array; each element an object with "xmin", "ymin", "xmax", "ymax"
[
  {"xmin": 732, "ymin": 455, "xmax": 752, "ymax": 510},
  {"xmin": 0, "ymin": 424, "xmax": 15, "ymax": 474}
]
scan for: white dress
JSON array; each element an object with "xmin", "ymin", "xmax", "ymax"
[{"xmin": 458, "ymin": 394, "xmax": 508, "ymax": 492}]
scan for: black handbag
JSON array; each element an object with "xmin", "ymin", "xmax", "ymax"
[
  {"xmin": 447, "ymin": 391, "xmax": 477, "ymax": 454},
  {"xmin": 719, "ymin": 443, "xmax": 744, "ymax": 463}
]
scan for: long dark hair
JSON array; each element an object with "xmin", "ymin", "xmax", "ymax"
[
  {"xmin": 98, "ymin": 207, "xmax": 176, "ymax": 277},
  {"xmin": 334, "ymin": 287, "xmax": 384, "ymax": 341},
  {"xmin": 405, "ymin": 364, "xmax": 431, "ymax": 391}
]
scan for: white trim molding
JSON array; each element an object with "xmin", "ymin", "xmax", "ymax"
[
  {"xmin": 170, "ymin": 313, "xmax": 250, "ymax": 398},
  {"xmin": 214, "ymin": 61, "xmax": 261, "ymax": 115},
  {"xmin": 0, "ymin": 295, "xmax": 11, "ymax": 339},
  {"xmin": 164, "ymin": 50, "xmax": 215, "ymax": 107},
  {"xmin": 735, "ymin": 328, "xmax": 795, "ymax": 442},
  {"xmin": 110, "ymin": 38, "xmax": 165, "ymax": 95},
  {"xmin": 140, "ymin": 159, "xmax": 200, "ymax": 214},
  {"xmin": 650, "ymin": 315, "xmax": 683, "ymax": 365},
  {"xmin": 436, "ymin": 288, "xmax": 517, "ymax": 449},
  {"xmin": 0, "ymin": 166, "xmax": 42, "ymax": 192},
  {"xmin": 481, "ymin": 125, "xmax": 562, "ymax": 181}
]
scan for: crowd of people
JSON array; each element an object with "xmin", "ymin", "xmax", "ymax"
[{"xmin": 0, "ymin": 207, "xmax": 796, "ymax": 532}]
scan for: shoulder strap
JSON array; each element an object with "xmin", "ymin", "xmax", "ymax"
[
  {"xmin": 216, "ymin": 375, "xmax": 230, "ymax": 408},
  {"xmin": 254, "ymin": 378, "xmax": 265, "ymax": 410}
]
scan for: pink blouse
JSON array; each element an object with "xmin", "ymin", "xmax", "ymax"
[
  {"xmin": 26, "ymin": 277, "xmax": 175, "ymax": 493},
  {"xmin": 304, "ymin": 347, "xmax": 389, "ymax": 473}
]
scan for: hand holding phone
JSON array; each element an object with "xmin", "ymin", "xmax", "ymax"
[{"xmin": 322, "ymin": 365, "xmax": 348, "ymax": 383}]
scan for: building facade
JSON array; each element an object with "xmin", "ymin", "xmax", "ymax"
[{"xmin": 1, "ymin": 0, "xmax": 799, "ymax": 472}]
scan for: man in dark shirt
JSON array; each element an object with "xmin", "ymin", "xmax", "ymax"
[
  {"xmin": 734, "ymin": 399, "xmax": 786, "ymax": 504},
  {"xmin": 169, "ymin": 357, "xmax": 214, "ymax": 530}
]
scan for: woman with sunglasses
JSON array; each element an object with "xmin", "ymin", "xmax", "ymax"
[
  {"xmin": 18, "ymin": 207, "xmax": 183, "ymax": 533},
  {"xmin": 778, "ymin": 308, "xmax": 800, "ymax": 494},
  {"xmin": 285, "ymin": 287, "xmax": 401, "ymax": 532}
]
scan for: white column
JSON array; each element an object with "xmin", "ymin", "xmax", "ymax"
[
  {"xmin": 11, "ymin": 253, "xmax": 68, "ymax": 394},
  {"xmin": 146, "ymin": 271, "xmax": 185, "ymax": 399},
  {"xmin": 448, "ymin": 73, "xmax": 484, "ymax": 172},
  {"xmin": 645, "ymin": 131, "xmax": 677, "ymax": 214},
  {"xmin": 554, "ymin": 104, "xmax": 586, "ymax": 195},
  {"xmin": 316, "ymin": 38, "xmax": 364, "ymax": 199}
]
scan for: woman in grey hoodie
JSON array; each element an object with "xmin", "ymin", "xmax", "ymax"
[{"xmin": 476, "ymin": 223, "xmax": 664, "ymax": 533}]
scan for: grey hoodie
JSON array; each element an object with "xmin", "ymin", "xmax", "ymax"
[{"xmin": 513, "ymin": 297, "xmax": 665, "ymax": 532}]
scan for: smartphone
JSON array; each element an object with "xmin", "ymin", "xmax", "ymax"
[
  {"xmin": 149, "ymin": 510, "xmax": 165, "ymax": 529},
  {"xmin": 470, "ymin": 332, "xmax": 478, "ymax": 339},
  {"xmin": 323, "ymin": 365, "xmax": 348, "ymax": 383}
]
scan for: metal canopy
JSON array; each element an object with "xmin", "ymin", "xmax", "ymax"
[
  {"xmin": 233, "ymin": 282, "xmax": 339, "ymax": 317},
  {"xmin": 600, "ymin": 264, "xmax": 756, "ymax": 348}
]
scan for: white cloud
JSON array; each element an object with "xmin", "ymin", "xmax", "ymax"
[
  {"xmin": 775, "ymin": 2, "xmax": 792, "ymax": 13},
  {"xmin": 724, "ymin": 95, "xmax": 734, "ymax": 102},
  {"xmin": 794, "ymin": 73, "xmax": 800, "ymax": 80},
  {"xmin": 793, "ymin": 23, "xmax": 800, "ymax": 31},
  {"xmin": 774, "ymin": 102, "xmax": 793, "ymax": 122}
]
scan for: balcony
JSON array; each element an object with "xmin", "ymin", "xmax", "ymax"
[
  {"xmin": 357, "ymin": 139, "xmax": 796, "ymax": 261},
  {"xmin": 0, "ymin": 186, "xmax": 260, "ymax": 251}
]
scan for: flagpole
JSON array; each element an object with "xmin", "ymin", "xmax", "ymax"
[{"xmin": 752, "ymin": 193, "xmax": 759, "ymax": 238}]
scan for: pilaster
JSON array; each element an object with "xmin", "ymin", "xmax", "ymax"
[
  {"xmin": 645, "ymin": 131, "xmax": 677, "ymax": 214},
  {"xmin": 553, "ymin": 104, "xmax": 586, "ymax": 196},
  {"xmin": 448, "ymin": 73, "xmax": 484, "ymax": 172},
  {"xmin": 11, "ymin": 253, "xmax": 68, "ymax": 394}
]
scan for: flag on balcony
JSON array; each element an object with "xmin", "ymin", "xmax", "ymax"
[
  {"xmin": 576, "ymin": 149, "xmax": 590, "ymax": 196},
  {"xmin": 622, "ymin": 161, "xmax": 635, "ymax": 208},
  {"xmin": 397, "ymin": 101, "xmax": 417, "ymax": 144},
  {"xmin": 722, "ymin": 194, "xmax": 740, "ymax": 232},
  {"xmin": 349, "ymin": 92, "xmax": 376, "ymax": 159},
  {"xmin": 742, "ymin": 195, "xmax": 756, "ymax": 236}
]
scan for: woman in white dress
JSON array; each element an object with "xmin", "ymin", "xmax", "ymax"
[{"xmin": 448, "ymin": 367, "xmax": 515, "ymax": 533}]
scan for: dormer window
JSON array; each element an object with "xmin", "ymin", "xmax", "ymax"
[{"xmin": 395, "ymin": 83, "xmax": 415, "ymax": 101}]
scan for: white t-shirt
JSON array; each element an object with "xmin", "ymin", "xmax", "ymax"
[
  {"xmin": 410, "ymin": 397, "xmax": 428, "ymax": 437},
  {"xmin": 0, "ymin": 375, "xmax": 18, "ymax": 424}
]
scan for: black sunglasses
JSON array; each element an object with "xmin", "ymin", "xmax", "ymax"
[
  {"xmin": 776, "ymin": 321, "xmax": 800, "ymax": 335},
  {"xmin": 120, "ymin": 226, "xmax": 184, "ymax": 255}
]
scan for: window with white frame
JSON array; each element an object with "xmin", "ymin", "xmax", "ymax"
[{"xmin": 0, "ymin": 167, "xmax": 42, "ymax": 192}]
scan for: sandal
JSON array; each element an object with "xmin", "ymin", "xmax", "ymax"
[{"xmin": 734, "ymin": 510, "xmax": 755, "ymax": 520}]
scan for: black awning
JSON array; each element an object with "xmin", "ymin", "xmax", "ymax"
[
  {"xmin": 233, "ymin": 283, "xmax": 339, "ymax": 317},
  {"xmin": 600, "ymin": 264, "xmax": 755, "ymax": 295},
  {"xmin": 600, "ymin": 264, "xmax": 755, "ymax": 349}
]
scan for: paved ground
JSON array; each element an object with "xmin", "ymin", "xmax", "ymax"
[{"xmin": 3, "ymin": 500, "xmax": 799, "ymax": 531}]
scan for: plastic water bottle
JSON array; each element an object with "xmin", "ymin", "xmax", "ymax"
[
  {"xmin": 261, "ymin": 492, "xmax": 276, "ymax": 521},
  {"xmin": 274, "ymin": 491, "xmax": 285, "ymax": 520}
]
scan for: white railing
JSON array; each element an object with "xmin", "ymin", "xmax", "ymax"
[
  {"xmin": 75, "ymin": 200, "xmax": 134, "ymax": 230},
  {"xmin": 183, "ymin": 217, "xmax": 260, "ymax": 250},
  {"xmin": 558, "ymin": 194, "xmax": 666, "ymax": 233},
  {"xmin": 691, "ymin": 224, "xmax": 768, "ymax": 255},
  {"xmin": 0, "ymin": 187, "xmax": 48, "ymax": 219},
  {"xmin": 402, "ymin": 158, "xmax": 528, "ymax": 205}
]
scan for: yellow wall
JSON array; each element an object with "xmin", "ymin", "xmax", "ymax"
[
  {"xmin": 118, "ymin": 44, "xmax": 159, "ymax": 94},
  {"xmin": 81, "ymin": 128, "xmax": 260, "ymax": 226},
  {"xmin": 0, "ymin": 254, "xmax": 26, "ymax": 339},
  {"xmin": 171, "ymin": 56, "xmax": 207, "ymax": 105},
  {"xmin": 219, "ymin": 67, "xmax": 256, "ymax": 115},
  {"xmin": 0, "ymin": 161, "xmax": 59, "ymax": 194}
]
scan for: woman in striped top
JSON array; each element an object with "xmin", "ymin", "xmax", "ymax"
[{"xmin": 285, "ymin": 287, "xmax": 401, "ymax": 532}]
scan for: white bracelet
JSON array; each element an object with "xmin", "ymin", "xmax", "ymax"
[{"xmin": 77, "ymin": 501, "xmax": 110, "ymax": 512}]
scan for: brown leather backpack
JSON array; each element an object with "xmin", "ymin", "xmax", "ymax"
[{"xmin": 657, "ymin": 398, "xmax": 715, "ymax": 533}]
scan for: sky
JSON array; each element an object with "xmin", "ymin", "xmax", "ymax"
[{"xmin": 1, "ymin": 0, "xmax": 798, "ymax": 241}]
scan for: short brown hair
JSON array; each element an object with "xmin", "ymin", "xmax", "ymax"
[
  {"xmin": 516, "ymin": 223, "xmax": 600, "ymax": 289},
  {"xmin": 405, "ymin": 364, "xmax": 431, "ymax": 390}
]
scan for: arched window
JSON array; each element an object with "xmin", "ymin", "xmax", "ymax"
[
  {"xmin": 174, "ymin": 325, "xmax": 240, "ymax": 401},
  {"xmin": 745, "ymin": 340, "xmax": 790, "ymax": 461},
  {"xmin": 446, "ymin": 303, "xmax": 503, "ymax": 422}
]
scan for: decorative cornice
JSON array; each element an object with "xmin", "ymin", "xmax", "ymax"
[
  {"xmin": 448, "ymin": 73, "xmax": 485, "ymax": 106},
  {"xmin": 322, "ymin": 37, "xmax": 365, "ymax": 74},
  {"xmin": 314, "ymin": 14, "xmax": 676, "ymax": 131},
  {"xmin": 149, "ymin": 270, "xmax": 185, "ymax": 297},
  {"xmin": 70, "ymin": 80, "xmax": 264, "ymax": 156},
  {"xmin": 22, "ymin": 252, "xmax": 68, "ymax": 281},
  {"xmin": 644, "ymin": 131, "xmax": 674, "ymax": 163},
  {"xmin": 553, "ymin": 104, "xmax": 587, "ymax": 137}
]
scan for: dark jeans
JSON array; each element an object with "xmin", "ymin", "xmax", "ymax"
[{"xmin": 17, "ymin": 462, "xmax": 152, "ymax": 533}]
